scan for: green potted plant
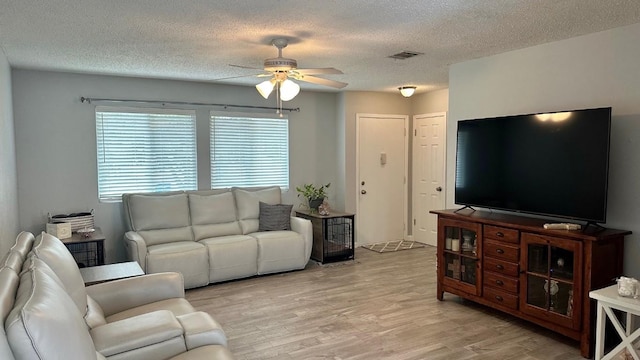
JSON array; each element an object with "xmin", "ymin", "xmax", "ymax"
[{"xmin": 296, "ymin": 183, "xmax": 330, "ymax": 210}]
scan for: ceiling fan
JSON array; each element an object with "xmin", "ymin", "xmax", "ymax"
[{"xmin": 226, "ymin": 38, "xmax": 348, "ymax": 104}]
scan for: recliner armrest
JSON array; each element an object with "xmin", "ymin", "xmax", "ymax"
[
  {"xmin": 290, "ymin": 216, "xmax": 313, "ymax": 260},
  {"xmin": 91, "ymin": 310, "xmax": 186, "ymax": 358},
  {"xmin": 124, "ymin": 231, "xmax": 148, "ymax": 268},
  {"xmin": 86, "ymin": 272, "xmax": 185, "ymax": 317}
]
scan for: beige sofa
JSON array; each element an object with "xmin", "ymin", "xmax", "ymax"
[
  {"xmin": 1, "ymin": 231, "xmax": 235, "ymax": 360},
  {"xmin": 122, "ymin": 186, "xmax": 313, "ymax": 289}
]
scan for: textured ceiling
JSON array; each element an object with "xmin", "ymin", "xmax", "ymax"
[{"xmin": 1, "ymin": 0, "xmax": 640, "ymax": 94}]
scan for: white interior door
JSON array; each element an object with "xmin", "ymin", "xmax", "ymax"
[
  {"xmin": 412, "ymin": 112, "xmax": 446, "ymax": 246},
  {"xmin": 356, "ymin": 114, "xmax": 408, "ymax": 246}
]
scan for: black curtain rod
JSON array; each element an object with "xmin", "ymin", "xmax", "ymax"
[{"xmin": 79, "ymin": 97, "xmax": 300, "ymax": 113}]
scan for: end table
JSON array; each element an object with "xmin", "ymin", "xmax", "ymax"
[
  {"xmin": 62, "ymin": 227, "xmax": 105, "ymax": 267},
  {"xmin": 295, "ymin": 210, "xmax": 355, "ymax": 264}
]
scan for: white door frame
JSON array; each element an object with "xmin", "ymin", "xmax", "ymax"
[{"xmin": 355, "ymin": 113, "xmax": 409, "ymax": 246}]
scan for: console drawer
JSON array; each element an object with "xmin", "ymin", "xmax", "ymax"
[
  {"xmin": 484, "ymin": 271, "xmax": 519, "ymax": 294},
  {"xmin": 484, "ymin": 256, "xmax": 519, "ymax": 277},
  {"xmin": 484, "ymin": 225, "xmax": 519, "ymax": 244},
  {"xmin": 484, "ymin": 286, "xmax": 518, "ymax": 310},
  {"xmin": 484, "ymin": 239, "xmax": 519, "ymax": 262}
]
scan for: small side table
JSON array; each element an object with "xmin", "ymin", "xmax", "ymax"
[
  {"xmin": 295, "ymin": 210, "xmax": 355, "ymax": 264},
  {"xmin": 590, "ymin": 284, "xmax": 640, "ymax": 360},
  {"xmin": 62, "ymin": 227, "xmax": 105, "ymax": 267},
  {"xmin": 79, "ymin": 261, "xmax": 144, "ymax": 286}
]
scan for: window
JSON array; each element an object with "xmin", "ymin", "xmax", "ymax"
[
  {"xmin": 96, "ymin": 107, "xmax": 197, "ymax": 202},
  {"xmin": 210, "ymin": 114, "xmax": 289, "ymax": 189}
]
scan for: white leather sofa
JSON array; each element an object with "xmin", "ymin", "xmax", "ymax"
[
  {"xmin": 1, "ymin": 232, "xmax": 235, "ymax": 360},
  {"xmin": 122, "ymin": 186, "xmax": 313, "ymax": 289}
]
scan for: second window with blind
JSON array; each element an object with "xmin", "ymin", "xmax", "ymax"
[{"xmin": 210, "ymin": 114, "xmax": 289, "ymax": 189}]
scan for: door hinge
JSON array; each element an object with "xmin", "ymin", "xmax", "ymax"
[
  {"xmin": 414, "ymin": 129, "xmax": 417, "ymax": 136},
  {"xmin": 413, "ymin": 219, "xmax": 416, "ymax": 225}
]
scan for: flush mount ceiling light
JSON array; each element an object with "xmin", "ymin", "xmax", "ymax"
[{"xmin": 399, "ymin": 86, "xmax": 417, "ymax": 97}]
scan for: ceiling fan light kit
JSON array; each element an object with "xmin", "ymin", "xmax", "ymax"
[
  {"xmin": 279, "ymin": 79, "xmax": 300, "ymax": 101},
  {"xmin": 399, "ymin": 86, "xmax": 417, "ymax": 97},
  {"xmin": 256, "ymin": 79, "xmax": 275, "ymax": 99},
  {"xmin": 230, "ymin": 38, "xmax": 347, "ymax": 115}
]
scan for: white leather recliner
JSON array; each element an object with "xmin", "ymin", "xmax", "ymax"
[{"xmin": 1, "ymin": 232, "xmax": 236, "ymax": 360}]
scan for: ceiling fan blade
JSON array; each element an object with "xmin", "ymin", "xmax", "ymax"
[
  {"xmin": 295, "ymin": 67, "xmax": 343, "ymax": 75},
  {"xmin": 229, "ymin": 64, "xmax": 264, "ymax": 71},
  {"xmin": 298, "ymin": 75, "xmax": 348, "ymax": 89},
  {"xmin": 212, "ymin": 73, "xmax": 265, "ymax": 81}
]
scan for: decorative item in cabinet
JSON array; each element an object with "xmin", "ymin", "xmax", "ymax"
[
  {"xmin": 520, "ymin": 232, "xmax": 582, "ymax": 329},
  {"xmin": 437, "ymin": 218, "xmax": 482, "ymax": 297}
]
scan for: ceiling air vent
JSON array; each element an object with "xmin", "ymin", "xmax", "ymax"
[{"xmin": 388, "ymin": 51, "xmax": 424, "ymax": 60}]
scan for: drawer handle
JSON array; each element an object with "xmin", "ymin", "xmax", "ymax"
[
  {"xmin": 496, "ymin": 264, "xmax": 504, "ymax": 270},
  {"xmin": 496, "ymin": 248, "xmax": 505, "ymax": 254},
  {"xmin": 495, "ymin": 280, "xmax": 504, "ymax": 286},
  {"xmin": 495, "ymin": 295, "xmax": 503, "ymax": 301},
  {"xmin": 496, "ymin": 232, "xmax": 504, "ymax": 237}
]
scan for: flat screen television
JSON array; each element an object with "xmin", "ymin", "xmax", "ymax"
[{"xmin": 454, "ymin": 107, "xmax": 611, "ymax": 224}]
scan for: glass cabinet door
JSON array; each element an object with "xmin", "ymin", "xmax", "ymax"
[
  {"xmin": 439, "ymin": 219, "xmax": 482, "ymax": 296},
  {"xmin": 521, "ymin": 233, "xmax": 581, "ymax": 330}
]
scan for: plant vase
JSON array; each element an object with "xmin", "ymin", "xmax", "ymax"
[{"xmin": 309, "ymin": 198, "xmax": 324, "ymax": 211}]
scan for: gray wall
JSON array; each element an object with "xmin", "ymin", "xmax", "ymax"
[
  {"xmin": 12, "ymin": 70, "xmax": 339, "ymax": 263},
  {"xmin": 449, "ymin": 23, "xmax": 640, "ymax": 276},
  {"xmin": 0, "ymin": 50, "xmax": 19, "ymax": 255}
]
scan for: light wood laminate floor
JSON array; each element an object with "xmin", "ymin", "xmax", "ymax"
[{"xmin": 186, "ymin": 246, "xmax": 583, "ymax": 360}]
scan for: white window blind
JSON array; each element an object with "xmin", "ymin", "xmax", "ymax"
[
  {"xmin": 96, "ymin": 107, "xmax": 197, "ymax": 202},
  {"xmin": 210, "ymin": 114, "xmax": 289, "ymax": 189}
]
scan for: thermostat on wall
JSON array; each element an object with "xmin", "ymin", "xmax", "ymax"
[{"xmin": 46, "ymin": 222, "xmax": 72, "ymax": 239}]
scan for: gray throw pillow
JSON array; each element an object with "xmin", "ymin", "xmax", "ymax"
[{"xmin": 258, "ymin": 202, "xmax": 293, "ymax": 231}]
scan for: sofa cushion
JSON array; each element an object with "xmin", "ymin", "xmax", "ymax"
[
  {"xmin": 0, "ymin": 267, "xmax": 19, "ymax": 360},
  {"xmin": 253, "ymin": 231, "xmax": 307, "ymax": 274},
  {"xmin": 10, "ymin": 231, "xmax": 35, "ymax": 258},
  {"xmin": 199, "ymin": 235, "xmax": 258, "ymax": 283},
  {"xmin": 139, "ymin": 227, "xmax": 194, "ymax": 247},
  {"xmin": 6, "ymin": 258, "xmax": 98, "ymax": 360},
  {"xmin": 127, "ymin": 193, "xmax": 191, "ymax": 231},
  {"xmin": 31, "ymin": 232, "xmax": 88, "ymax": 316},
  {"xmin": 258, "ymin": 202, "xmax": 293, "ymax": 231},
  {"xmin": 147, "ymin": 242, "xmax": 209, "ymax": 289},
  {"xmin": 2, "ymin": 251, "xmax": 23, "ymax": 274},
  {"xmin": 234, "ymin": 187, "xmax": 282, "ymax": 234},
  {"xmin": 105, "ymin": 297, "xmax": 196, "ymax": 323},
  {"xmin": 189, "ymin": 192, "xmax": 242, "ymax": 240}
]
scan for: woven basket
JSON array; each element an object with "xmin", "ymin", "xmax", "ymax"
[{"xmin": 48, "ymin": 210, "xmax": 95, "ymax": 232}]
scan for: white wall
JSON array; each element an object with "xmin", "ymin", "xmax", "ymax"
[
  {"xmin": 449, "ymin": 23, "xmax": 640, "ymax": 276},
  {"xmin": 12, "ymin": 70, "xmax": 339, "ymax": 263},
  {"xmin": 0, "ymin": 50, "xmax": 19, "ymax": 255}
]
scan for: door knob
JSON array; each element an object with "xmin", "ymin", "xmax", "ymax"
[
  {"xmin": 361, "ymin": 190, "xmax": 367, "ymax": 194},
  {"xmin": 436, "ymin": 186, "xmax": 442, "ymax": 192}
]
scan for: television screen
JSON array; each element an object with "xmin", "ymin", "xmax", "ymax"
[{"xmin": 455, "ymin": 107, "xmax": 611, "ymax": 223}]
